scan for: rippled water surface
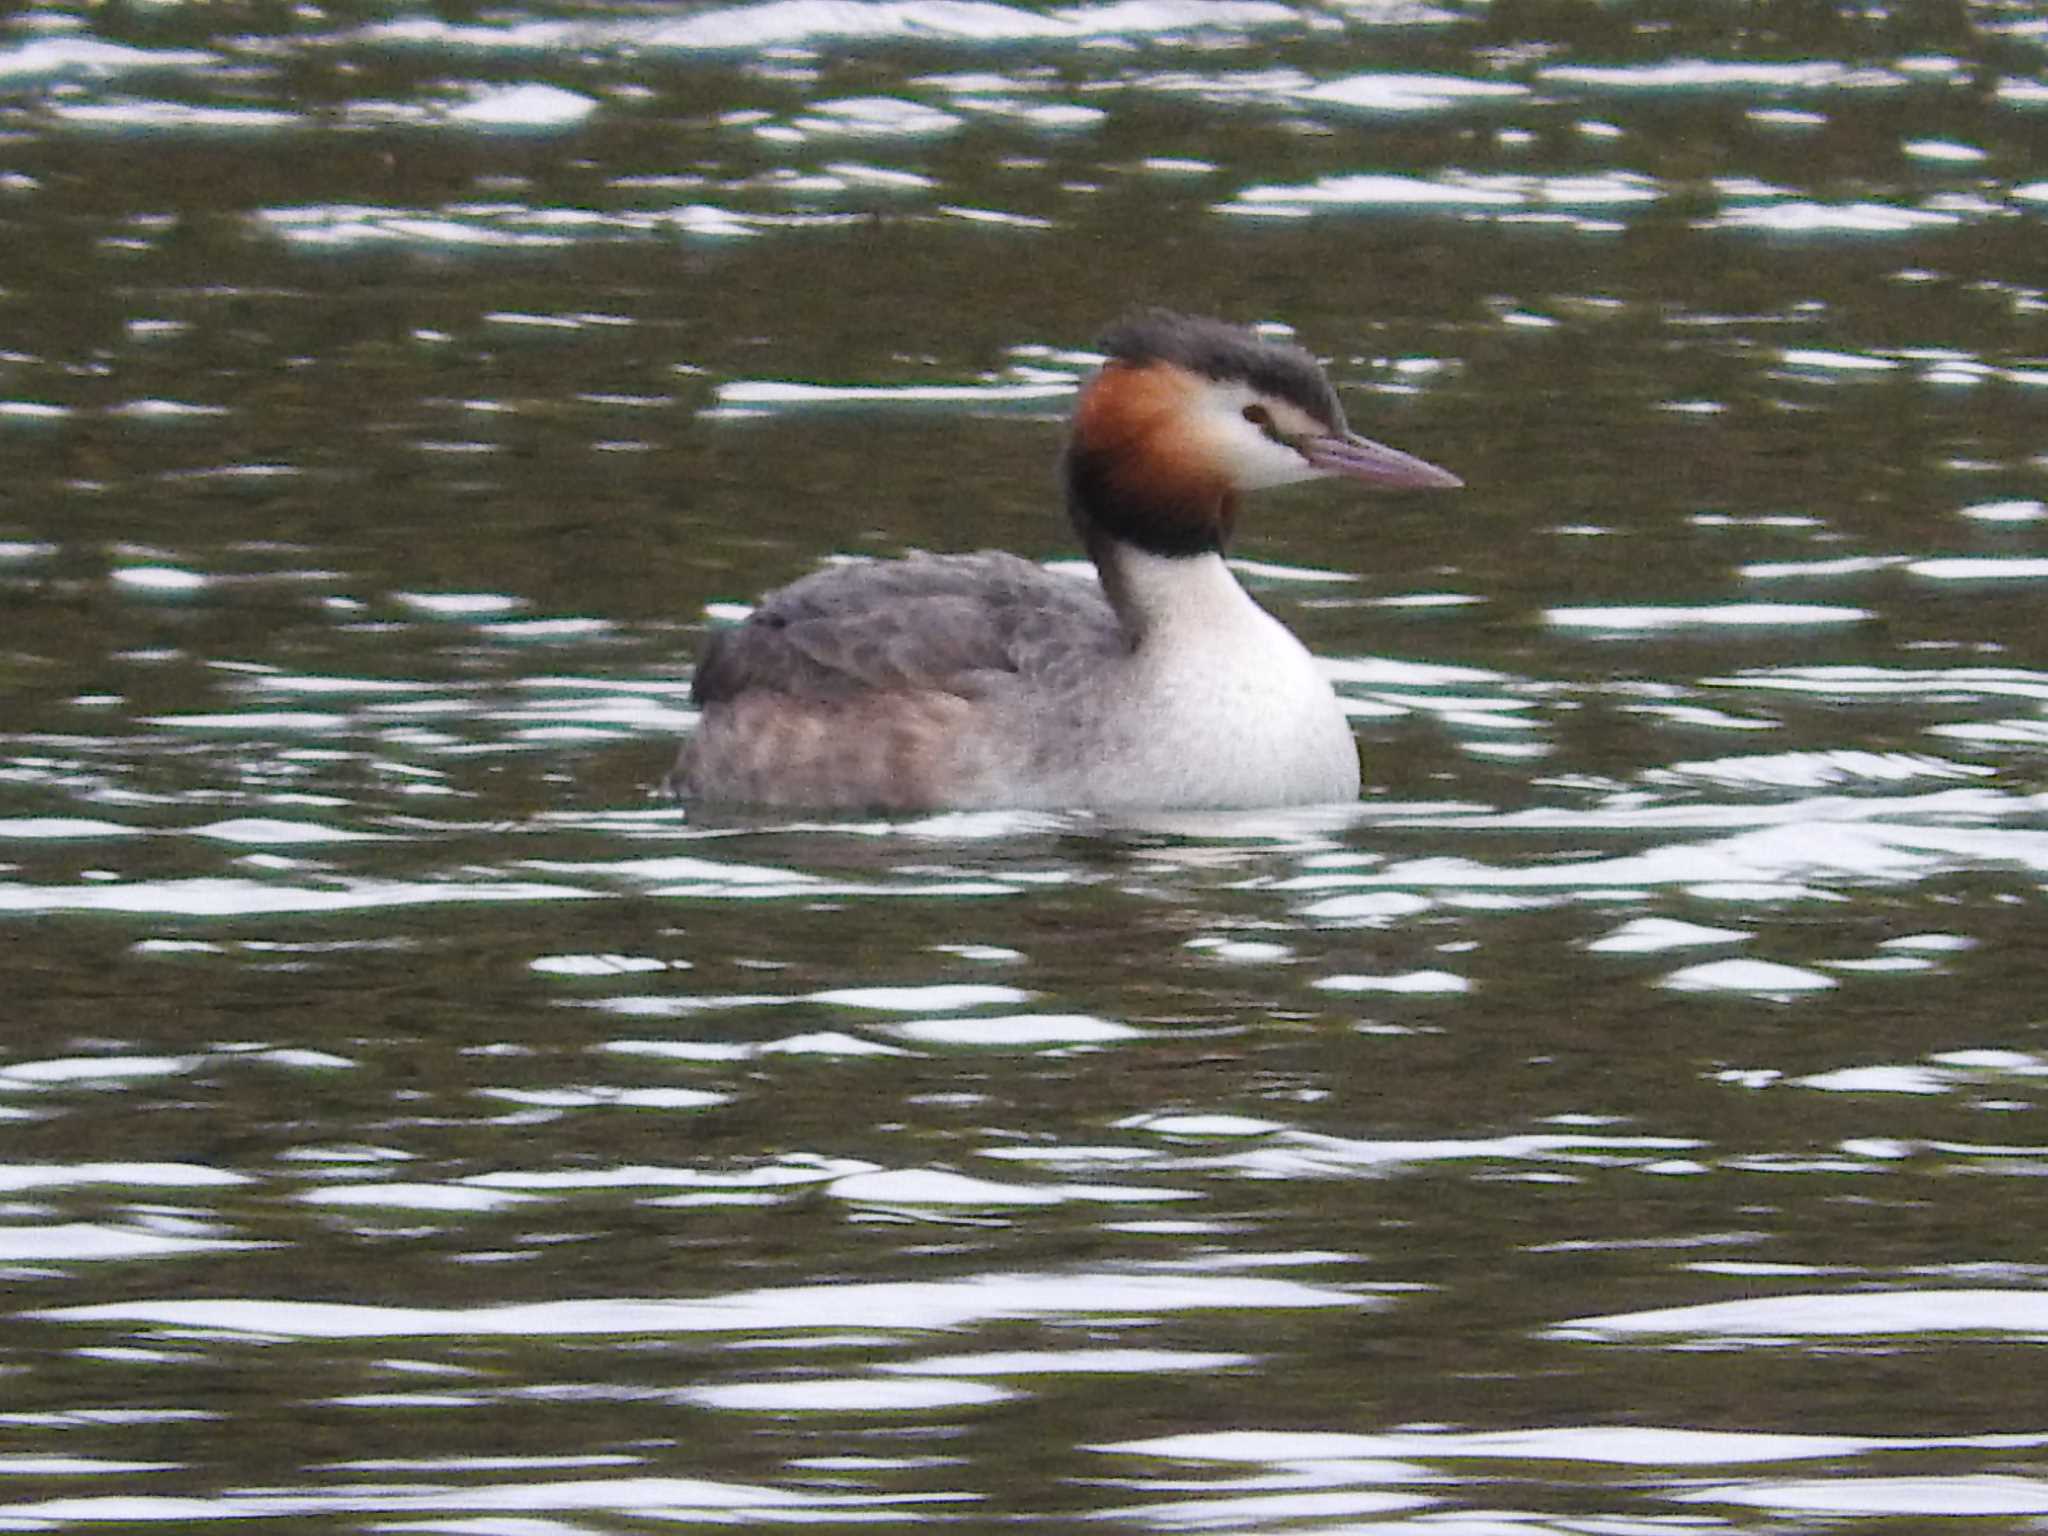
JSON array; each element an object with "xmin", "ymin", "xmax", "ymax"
[{"xmin": 6, "ymin": 1, "xmax": 2048, "ymax": 1530}]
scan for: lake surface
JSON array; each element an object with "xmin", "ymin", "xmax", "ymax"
[{"xmin": 5, "ymin": 2, "xmax": 2048, "ymax": 1531}]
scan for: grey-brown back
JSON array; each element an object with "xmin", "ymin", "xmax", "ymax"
[
  {"xmin": 691, "ymin": 551, "xmax": 1125, "ymax": 707},
  {"xmin": 672, "ymin": 552, "xmax": 1129, "ymax": 807}
]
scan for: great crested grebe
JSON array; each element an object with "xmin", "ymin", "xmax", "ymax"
[{"xmin": 669, "ymin": 309, "xmax": 1461, "ymax": 811}]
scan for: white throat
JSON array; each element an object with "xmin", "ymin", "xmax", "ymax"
[
  {"xmin": 1108, "ymin": 546, "xmax": 1268, "ymax": 645},
  {"xmin": 1086, "ymin": 545, "xmax": 1362, "ymax": 808}
]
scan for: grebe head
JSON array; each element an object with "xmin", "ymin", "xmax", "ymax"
[{"xmin": 1063, "ymin": 309, "xmax": 1460, "ymax": 559}]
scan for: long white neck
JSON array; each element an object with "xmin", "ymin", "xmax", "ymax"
[{"xmin": 1094, "ymin": 543, "xmax": 1268, "ymax": 648}]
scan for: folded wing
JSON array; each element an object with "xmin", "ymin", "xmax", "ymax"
[{"xmin": 692, "ymin": 551, "xmax": 1122, "ymax": 706}]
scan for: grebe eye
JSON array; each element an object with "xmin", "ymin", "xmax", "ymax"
[{"xmin": 1242, "ymin": 402, "xmax": 1290, "ymax": 446}]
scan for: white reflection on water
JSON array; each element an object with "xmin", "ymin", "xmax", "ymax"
[
  {"xmin": 1682, "ymin": 1475, "xmax": 2048, "ymax": 1518},
  {"xmin": 1794, "ymin": 1064, "xmax": 1949, "ymax": 1094},
  {"xmin": 258, "ymin": 201, "xmax": 860, "ymax": 250},
  {"xmin": 1707, "ymin": 665, "xmax": 2048, "ymax": 700},
  {"xmin": 1911, "ymin": 556, "xmax": 2048, "ymax": 581},
  {"xmin": 1122, "ymin": 1113, "xmax": 1281, "ymax": 1137},
  {"xmin": 713, "ymin": 378, "xmax": 1074, "ymax": 413},
  {"xmin": 1545, "ymin": 602, "xmax": 1870, "ymax": 629},
  {"xmin": 1107, "ymin": 1423, "xmax": 2048, "ymax": 1466},
  {"xmin": 0, "ymin": 1163, "xmax": 247, "ymax": 1191},
  {"xmin": 808, "ymin": 982, "xmax": 1030, "ymax": 1009},
  {"xmin": 1, "ymin": 1054, "xmax": 198, "ymax": 1086},
  {"xmin": 520, "ymin": 850, "xmax": 1023, "ymax": 899},
  {"xmin": 1314, "ymin": 969, "xmax": 1469, "ymax": 994},
  {"xmin": 1662, "ymin": 958, "xmax": 1835, "ymax": 995},
  {"xmin": 793, "ymin": 95, "xmax": 966, "ymax": 138},
  {"xmin": 1706, "ymin": 199, "xmax": 1961, "ymax": 233},
  {"xmin": 475, "ymin": 1084, "xmax": 731, "ymax": 1110},
  {"xmin": 1742, "ymin": 554, "xmax": 1908, "ymax": 578},
  {"xmin": 444, "ymin": 81, "xmax": 596, "ymax": 128},
  {"xmin": 299, "ymin": 1183, "xmax": 542, "ymax": 1212},
  {"xmin": 1109, "ymin": 1487, "xmax": 1434, "ymax": 1527},
  {"xmin": 188, "ymin": 817, "xmax": 389, "ymax": 844},
  {"xmin": 1960, "ymin": 498, "xmax": 2048, "ymax": 522},
  {"xmin": 1089, "ymin": 1422, "xmax": 2048, "ymax": 1530},
  {"xmin": 1300, "ymin": 72, "xmax": 1529, "ymax": 113},
  {"xmin": 360, "ymin": 0, "xmax": 1303, "ymax": 53},
  {"xmin": 1540, "ymin": 60, "xmax": 1911, "ymax": 91},
  {"xmin": 531, "ymin": 952, "xmax": 675, "ymax": 976},
  {"xmin": 0, "ymin": 875, "xmax": 594, "ymax": 916},
  {"xmin": 0, "ymin": 1456, "xmax": 177, "ymax": 1477},
  {"xmin": 588, "ymin": 988, "xmax": 1065, "ymax": 1036},
  {"xmin": 52, "ymin": 101, "xmax": 302, "ymax": 131},
  {"xmin": 144, "ymin": 710, "xmax": 350, "ymax": 731},
  {"xmin": 608, "ymin": 1030, "xmax": 910, "ymax": 1057},
  {"xmin": 1586, "ymin": 917, "xmax": 1752, "ymax": 952},
  {"xmin": 0, "ymin": 818, "xmax": 147, "ymax": 840},
  {"xmin": 468, "ymin": 1155, "xmax": 870, "ymax": 1192},
  {"xmin": 0, "ymin": 1224, "xmax": 263, "ymax": 1262},
  {"xmin": 830, "ymin": 1166, "xmax": 1194, "ymax": 1208},
  {"xmin": 1278, "ymin": 813, "xmax": 2048, "ymax": 900},
  {"xmin": 889, "ymin": 1013, "xmax": 1137, "ymax": 1045},
  {"xmin": 0, "ymin": 38, "xmax": 213, "ymax": 79},
  {"xmin": 1554, "ymin": 1287, "xmax": 2048, "ymax": 1341},
  {"xmin": 1772, "ymin": 1049, "xmax": 2046, "ymax": 1102},
  {"xmin": 1905, "ymin": 137, "xmax": 1988, "ymax": 163},
  {"xmin": 1222, "ymin": 169, "xmax": 1661, "ymax": 220},
  {"xmin": 39, "ymin": 1268, "xmax": 1366, "ymax": 1337},
  {"xmin": 109, "ymin": 564, "xmax": 207, "ymax": 592},
  {"xmin": 1113, "ymin": 1118, "xmax": 1702, "ymax": 1178},
  {"xmin": 684, "ymin": 1376, "xmax": 1013, "ymax": 1410},
  {"xmin": 885, "ymin": 1347, "xmax": 1251, "ymax": 1375},
  {"xmin": 0, "ymin": 1476, "xmax": 970, "ymax": 1525},
  {"xmin": 831, "ymin": 1169, "xmax": 1066, "ymax": 1207}
]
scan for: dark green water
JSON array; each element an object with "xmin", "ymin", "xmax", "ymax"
[{"xmin": 4, "ymin": 2, "xmax": 2048, "ymax": 1531}]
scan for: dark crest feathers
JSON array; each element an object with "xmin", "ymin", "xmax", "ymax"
[{"xmin": 1098, "ymin": 309, "xmax": 1349, "ymax": 435}]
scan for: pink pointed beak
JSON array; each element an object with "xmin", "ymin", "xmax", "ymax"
[{"xmin": 1304, "ymin": 431, "xmax": 1462, "ymax": 490}]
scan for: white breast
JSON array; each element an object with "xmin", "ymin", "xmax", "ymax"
[{"xmin": 1043, "ymin": 550, "xmax": 1361, "ymax": 810}]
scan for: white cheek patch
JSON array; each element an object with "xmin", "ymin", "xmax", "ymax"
[{"xmin": 1194, "ymin": 383, "xmax": 1326, "ymax": 491}]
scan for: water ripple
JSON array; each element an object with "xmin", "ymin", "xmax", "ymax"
[{"xmin": 40, "ymin": 1269, "xmax": 1366, "ymax": 1337}]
